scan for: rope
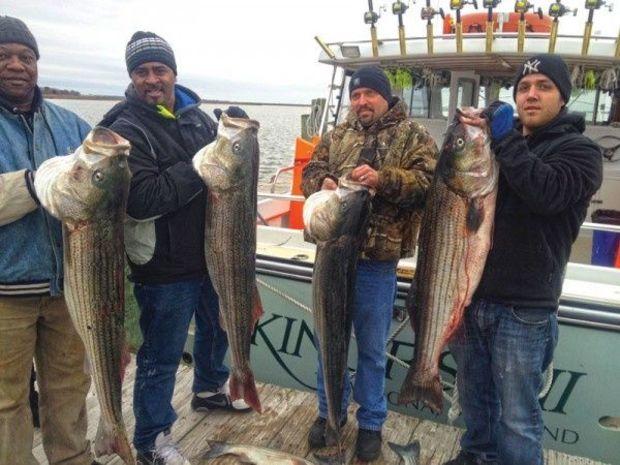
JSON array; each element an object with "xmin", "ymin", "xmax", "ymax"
[{"xmin": 256, "ymin": 277, "xmax": 456, "ymax": 402}]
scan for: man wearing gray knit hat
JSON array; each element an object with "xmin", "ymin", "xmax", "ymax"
[
  {"xmin": 0, "ymin": 15, "xmax": 98, "ymax": 465},
  {"xmin": 99, "ymin": 31, "xmax": 250, "ymax": 465}
]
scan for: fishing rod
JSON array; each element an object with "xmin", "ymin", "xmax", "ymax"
[
  {"xmin": 392, "ymin": 0, "xmax": 409, "ymax": 55},
  {"xmin": 483, "ymin": 0, "xmax": 501, "ymax": 52},
  {"xmin": 548, "ymin": 0, "xmax": 577, "ymax": 53},
  {"xmin": 450, "ymin": 0, "xmax": 479, "ymax": 53},
  {"xmin": 364, "ymin": 0, "xmax": 381, "ymax": 57},
  {"xmin": 514, "ymin": 0, "xmax": 543, "ymax": 53},
  {"xmin": 581, "ymin": 0, "xmax": 612, "ymax": 55},
  {"xmin": 421, "ymin": 0, "xmax": 445, "ymax": 53}
]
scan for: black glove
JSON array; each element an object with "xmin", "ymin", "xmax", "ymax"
[
  {"xmin": 481, "ymin": 101, "xmax": 514, "ymax": 141},
  {"xmin": 214, "ymin": 106, "xmax": 249, "ymax": 120}
]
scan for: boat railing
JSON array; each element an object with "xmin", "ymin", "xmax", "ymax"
[
  {"xmin": 257, "ymin": 191, "xmax": 620, "ymax": 234},
  {"xmin": 325, "ymin": 32, "xmax": 619, "ymax": 47},
  {"xmin": 263, "ymin": 165, "xmax": 296, "ymax": 194}
]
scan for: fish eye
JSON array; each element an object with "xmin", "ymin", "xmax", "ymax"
[
  {"xmin": 455, "ymin": 138, "xmax": 465, "ymax": 148},
  {"xmin": 92, "ymin": 170, "xmax": 105, "ymax": 183},
  {"xmin": 118, "ymin": 160, "xmax": 126, "ymax": 168},
  {"xmin": 232, "ymin": 142, "xmax": 241, "ymax": 153}
]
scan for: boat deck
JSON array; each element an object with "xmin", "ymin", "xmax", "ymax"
[{"xmin": 32, "ymin": 358, "xmax": 610, "ymax": 465}]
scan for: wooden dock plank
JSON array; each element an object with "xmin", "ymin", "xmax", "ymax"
[{"xmin": 30, "ymin": 359, "xmax": 610, "ymax": 465}]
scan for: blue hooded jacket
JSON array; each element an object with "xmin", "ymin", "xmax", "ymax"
[{"xmin": 0, "ymin": 90, "xmax": 91, "ymax": 296}]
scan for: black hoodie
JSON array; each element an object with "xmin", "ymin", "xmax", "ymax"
[
  {"xmin": 475, "ymin": 110, "xmax": 603, "ymax": 309},
  {"xmin": 100, "ymin": 84, "xmax": 217, "ymax": 284}
]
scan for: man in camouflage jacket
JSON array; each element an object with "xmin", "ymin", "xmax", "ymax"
[{"xmin": 302, "ymin": 66, "xmax": 438, "ymax": 461}]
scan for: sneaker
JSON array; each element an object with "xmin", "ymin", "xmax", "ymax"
[
  {"xmin": 192, "ymin": 378, "xmax": 251, "ymax": 412},
  {"xmin": 136, "ymin": 431, "xmax": 191, "ymax": 465},
  {"xmin": 307, "ymin": 416, "xmax": 348, "ymax": 449},
  {"xmin": 355, "ymin": 428, "xmax": 382, "ymax": 462}
]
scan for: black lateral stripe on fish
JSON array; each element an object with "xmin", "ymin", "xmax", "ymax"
[
  {"xmin": 193, "ymin": 114, "xmax": 263, "ymax": 413},
  {"xmin": 303, "ymin": 178, "xmax": 372, "ymax": 446},
  {"xmin": 34, "ymin": 127, "xmax": 135, "ymax": 465},
  {"xmin": 398, "ymin": 114, "xmax": 498, "ymax": 413}
]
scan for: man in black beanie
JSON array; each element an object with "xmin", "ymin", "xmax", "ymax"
[
  {"xmin": 302, "ymin": 66, "xmax": 438, "ymax": 461},
  {"xmin": 100, "ymin": 31, "xmax": 250, "ymax": 465},
  {"xmin": 0, "ymin": 15, "xmax": 100, "ymax": 465},
  {"xmin": 444, "ymin": 55, "xmax": 603, "ymax": 465}
]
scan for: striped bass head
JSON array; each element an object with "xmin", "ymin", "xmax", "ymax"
[
  {"xmin": 193, "ymin": 114, "xmax": 260, "ymax": 191},
  {"xmin": 34, "ymin": 127, "xmax": 131, "ymax": 225},
  {"xmin": 303, "ymin": 177, "xmax": 371, "ymax": 242},
  {"xmin": 438, "ymin": 115, "xmax": 498, "ymax": 198}
]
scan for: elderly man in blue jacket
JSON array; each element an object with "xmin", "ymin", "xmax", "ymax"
[{"xmin": 0, "ymin": 16, "xmax": 98, "ymax": 465}]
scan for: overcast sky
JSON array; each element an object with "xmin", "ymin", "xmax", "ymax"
[{"xmin": 3, "ymin": 0, "xmax": 619, "ymax": 104}]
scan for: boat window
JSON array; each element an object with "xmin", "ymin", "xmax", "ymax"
[{"xmin": 568, "ymin": 89, "xmax": 613, "ymax": 125}]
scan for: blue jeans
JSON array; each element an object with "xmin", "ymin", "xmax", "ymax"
[
  {"xmin": 315, "ymin": 259, "xmax": 397, "ymax": 431},
  {"xmin": 448, "ymin": 298, "xmax": 558, "ymax": 465},
  {"xmin": 132, "ymin": 275, "xmax": 229, "ymax": 453}
]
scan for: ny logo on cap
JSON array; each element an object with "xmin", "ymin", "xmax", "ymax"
[{"xmin": 523, "ymin": 59, "xmax": 541, "ymax": 75}]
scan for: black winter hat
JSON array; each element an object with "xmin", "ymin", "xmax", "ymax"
[
  {"xmin": 349, "ymin": 66, "xmax": 392, "ymax": 103},
  {"xmin": 0, "ymin": 16, "xmax": 39, "ymax": 59},
  {"xmin": 125, "ymin": 31, "xmax": 176, "ymax": 75},
  {"xmin": 513, "ymin": 54, "xmax": 572, "ymax": 104}
]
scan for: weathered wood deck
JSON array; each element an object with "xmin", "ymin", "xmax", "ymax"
[{"xmin": 33, "ymin": 359, "xmax": 609, "ymax": 465}]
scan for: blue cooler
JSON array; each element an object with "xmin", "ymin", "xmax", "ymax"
[{"xmin": 591, "ymin": 209, "xmax": 620, "ymax": 267}]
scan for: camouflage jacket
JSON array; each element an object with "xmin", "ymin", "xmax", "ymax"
[{"xmin": 301, "ymin": 98, "xmax": 438, "ymax": 261}]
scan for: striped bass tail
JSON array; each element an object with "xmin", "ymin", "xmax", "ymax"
[
  {"xmin": 230, "ymin": 369, "xmax": 262, "ymax": 413},
  {"xmin": 94, "ymin": 420, "xmax": 134, "ymax": 464},
  {"xmin": 398, "ymin": 369, "xmax": 443, "ymax": 414}
]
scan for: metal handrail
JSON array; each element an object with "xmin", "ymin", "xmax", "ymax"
[
  {"xmin": 256, "ymin": 193, "xmax": 620, "ymax": 234},
  {"xmin": 263, "ymin": 165, "xmax": 295, "ymax": 193},
  {"xmin": 325, "ymin": 32, "xmax": 618, "ymax": 47}
]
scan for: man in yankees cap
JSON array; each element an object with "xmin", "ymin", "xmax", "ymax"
[{"xmin": 446, "ymin": 55, "xmax": 603, "ymax": 465}]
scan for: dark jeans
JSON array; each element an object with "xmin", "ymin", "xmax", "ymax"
[
  {"xmin": 132, "ymin": 275, "xmax": 229, "ymax": 453},
  {"xmin": 315, "ymin": 259, "xmax": 397, "ymax": 431},
  {"xmin": 449, "ymin": 298, "xmax": 558, "ymax": 465}
]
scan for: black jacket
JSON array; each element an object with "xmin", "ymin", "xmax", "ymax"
[
  {"xmin": 100, "ymin": 84, "xmax": 217, "ymax": 284},
  {"xmin": 475, "ymin": 110, "xmax": 603, "ymax": 309}
]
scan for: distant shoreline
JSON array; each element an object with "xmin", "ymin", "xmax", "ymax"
[{"xmin": 43, "ymin": 93, "xmax": 310, "ymax": 108}]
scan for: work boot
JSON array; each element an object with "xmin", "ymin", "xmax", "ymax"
[
  {"xmin": 355, "ymin": 428, "xmax": 382, "ymax": 462},
  {"xmin": 443, "ymin": 451, "xmax": 495, "ymax": 465},
  {"xmin": 191, "ymin": 378, "xmax": 251, "ymax": 412},
  {"xmin": 307, "ymin": 416, "xmax": 347, "ymax": 449},
  {"xmin": 136, "ymin": 430, "xmax": 191, "ymax": 465}
]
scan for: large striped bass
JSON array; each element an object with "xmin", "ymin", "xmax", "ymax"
[
  {"xmin": 193, "ymin": 114, "xmax": 263, "ymax": 413},
  {"xmin": 34, "ymin": 127, "xmax": 134, "ymax": 464},
  {"xmin": 202, "ymin": 441, "xmax": 316, "ymax": 465},
  {"xmin": 398, "ymin": 115, "xmax": 498, "ymax": 413},
  {"xmin": 303, "ymin": 178, "xmax": 372, "ymax": 445}
]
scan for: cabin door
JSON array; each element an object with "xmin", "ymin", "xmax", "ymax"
[{"xmin": 447, "ymin": 71, "xmax": 480, "ymax": 121}]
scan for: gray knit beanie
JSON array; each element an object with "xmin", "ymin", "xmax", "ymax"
[
  {"xmin": 125, "ymin": 31, "xmax": 176, "ymax": 75},
  {"xmin": 0, "ymin": 16, "xmax": 39, "ymax": 59}
]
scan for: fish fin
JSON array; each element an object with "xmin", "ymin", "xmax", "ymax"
[
  {"xmin": 201, "ymin": 441, "xmax": 230, "ymax": 460},
  {"xmin": 405, "ymin": 277, "xmax": 418, "ymax": 333},
  {"xmin": 218, "ymin": 312, "xmax": 227, "ymax": 333},
  {"xmin": 398, "ymin": 370, "xmax": 443, "ymax": 414},
  {"xmin": 465, "ymin": 199, "xmax": 484, "ymax": 232},
  {"xmin": 120, "ymin": 339, "xmax": 131, "ymax": 384},
  {"xmin": 388, "ymin": 440, "xmax": 421, "ymax": 465},
  {"xmin": 252, "ymin": 283, "xmax": 264, "ymax": 328},
  {"xmin": 94, "ymin": 418, "xmax": 134, "ymax": 464},
  {"xmin": 230, "ymin": 370, "xmax": 262, "ymax": 413},
  {"xmin": 83, "ymin": 354, "xmax": 92, "ymax": 376}
]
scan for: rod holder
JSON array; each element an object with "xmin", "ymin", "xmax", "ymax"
[{"xmin": 314, "ymin": 36, "xmax": 336, "ymax": 60}]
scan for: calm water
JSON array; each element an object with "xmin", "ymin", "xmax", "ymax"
[{"xmin": 53, "ymin": 99, "xmax": 307, "ymax": 185}]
